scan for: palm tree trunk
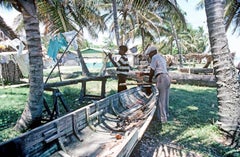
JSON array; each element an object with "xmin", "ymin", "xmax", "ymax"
[
  {"xmin": 112, "ymin": 0, "xmax": 120, "ymax": 46},
  {"xmin": 14, "ymin": 1, "xmax": 44, "ymax": 132},
  {"xmin": 170, "ymin": 18, "xmax": 182, "ymax": 67},
  {"xmin": 204, "ymin": 0, "xmax": 240, "ymax": 147}
]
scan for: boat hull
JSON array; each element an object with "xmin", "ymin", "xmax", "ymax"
[{"xmin": 0, "ymin": 85, "xmax": 158, "ymax": 157}]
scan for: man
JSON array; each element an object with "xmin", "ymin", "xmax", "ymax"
[
  {"xmin": 108, "ymin": 45, "xmax": 130, "ymax": 92},
  {"xmin": 145, "ymin": 45, "xmax": 171, "ymax": 123}
]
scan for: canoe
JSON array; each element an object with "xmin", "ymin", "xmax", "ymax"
[{"xmin": 0, "ymin": 85, "xmax": 158, "ymax": 157}]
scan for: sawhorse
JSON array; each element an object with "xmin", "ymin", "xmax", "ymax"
[{"xmin": 43, "ymin": 88, "xmax": 70, "ymax": 121}]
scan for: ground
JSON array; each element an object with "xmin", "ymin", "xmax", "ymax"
[{"xmin": 131, "ymin": 120, "xmax": 203, "ymax": 157}]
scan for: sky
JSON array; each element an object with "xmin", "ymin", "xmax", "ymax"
[
  {"xmin": 0, "ymin": 6, "xmax": 20, "ymax": 26},
  {"xmin": 178, "ymin": 1, "xmax": 240, "ymax": 64},
  {"xmin": 0, "ymin": 2, "xmax": 239, "ymax": 64}
]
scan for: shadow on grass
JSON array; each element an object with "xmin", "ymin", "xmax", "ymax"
[
  {"xmin": 0, "ymin": 110, "xmax": 21, "ymax": 131},
  {"xmin": 132, "ymin": 85, "xmax": 239, "ymax": 157}
]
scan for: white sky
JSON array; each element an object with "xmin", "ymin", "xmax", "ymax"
[
  {"xmin": 0, "ymin": 2, "xmax": 239, "ymax": 63},
  {"xmin": 0, "ymin": 7, "xmax": 19, "ymax": 25}
]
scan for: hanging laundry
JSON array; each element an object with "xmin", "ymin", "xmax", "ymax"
[{"xmin": 47, "ymin": 33, "xmax": 68, "ymax": 61}]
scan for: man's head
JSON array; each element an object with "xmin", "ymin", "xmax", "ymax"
[
  {"xmin": 119, "ymin": 45, "xmax": 128, "ymax": 55},
  {"xmin": 145, "ymin": 46, "xmax": 157, "ymax": 57}
]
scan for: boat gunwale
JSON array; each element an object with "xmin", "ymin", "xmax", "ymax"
[{"xmin": 0, "ymin": 85, "xmax": 159, "ymax": 157}]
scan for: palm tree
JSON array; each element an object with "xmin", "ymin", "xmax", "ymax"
[
  {"xmin": 204, "ymin": 0, "xmax": 240, "ymax": 147},
  {"xmin": 103, "ymin": 0, "xmax": 186, "ymax": 52},
  {"xmin": 37, "ymin": 0, "xmax": 108, "ymax": 77},
  {"xmin": 112, "ymin": 0, "xmax": 120, "ymax": 46},
  {"xmin": 37, "ymin": 0, "xmax": 89, "ymax": 77},
  {"xmin": 179, "ymin": 26, "xmax": 208, "ymax": 54},
  {"xmin": 0, "ymin": 0, "xmax": 44, "ymax": 132},
  {"xmin": 224, "ymin": 0, "xmax": 240, "ymax": 33}
]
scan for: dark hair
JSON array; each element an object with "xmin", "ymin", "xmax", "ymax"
[{"xmin": 119, "ymin": 45, "xmax": 128, "ymax": 53}]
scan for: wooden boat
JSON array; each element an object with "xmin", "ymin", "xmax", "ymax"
[{"xmin": 0, "ymin": 85, "xmax": 158, "ymax": 157}]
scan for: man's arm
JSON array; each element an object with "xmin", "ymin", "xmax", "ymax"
[{"xmin": 108, "ymin": 53, "xmax": 118, "ymax": 67}]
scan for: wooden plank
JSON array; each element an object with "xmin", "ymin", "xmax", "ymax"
[{"xmin": 44, "ymin": 76, "xmax": 111, "ymax": 89}]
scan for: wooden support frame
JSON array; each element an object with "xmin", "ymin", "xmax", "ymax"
[
  {"xmin": 78, "ymin": 77, "xmax": 107, "ymax": 103},
  {"xmin": 44, "ymin": 76, "xmax": 111, "ymax": 103}
]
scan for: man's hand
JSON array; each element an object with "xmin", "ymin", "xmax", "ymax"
[{"xmin": 135, "ymin": 71, "xmax": 143, "ymax": 77}]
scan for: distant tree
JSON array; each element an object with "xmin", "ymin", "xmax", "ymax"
[{"xmin": 179, "ymin": 26, "xmax": 208, "ymax": 54}]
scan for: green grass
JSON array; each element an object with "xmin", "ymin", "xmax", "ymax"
[
  {"xmin": 0, "ymin": 87, "xmax": 28, "ymax": 141},
  {"xmin": 145, "ymin": 84, "xmax": 239, "ymax": 157},
  {"xmin": 0, "ymin": 73, "xmax": 239, "ymax": 156}
]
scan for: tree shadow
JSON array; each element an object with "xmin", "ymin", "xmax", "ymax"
[{"xmin": 131, "ymin": 86, "xmax": 239, "ymax": 156}]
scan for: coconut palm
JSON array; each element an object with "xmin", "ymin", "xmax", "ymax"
[
  {"xmin": 37, "ymin": 0, "xmax": 108, "ymax": 77},
  {"xmin": 102, "ymin": 0, "xmax": 186, "ymax": 52},
  {"xmin": 0, "ymin": 0, "xmax": 44, "ymax": 132},
  {"xmin": 112, "ymin": 0, "xmax": 120, "ymax": 46},
  {"xmin": 179, "ymin": 26, "xmax": 208, "ymax": 54},
  {"xmin": 225, "ymin": 0, "xmax": 240, "ymax": 34},
  {"xmin": 204, "ymin": 0, "xmax": 240, "ymax": 147}
]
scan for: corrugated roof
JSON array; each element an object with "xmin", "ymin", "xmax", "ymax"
[{"xmin": 80, "ymin": 48, "xmax": 103, "ymax": 54}]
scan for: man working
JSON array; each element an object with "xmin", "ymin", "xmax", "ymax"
[
  {"xmin": 145, "ymin": 45, "xmax": 171, "ymax": 123},
  {"xmin": 108, "ymin": 45, "xmax": 130, "ymax": 92}
]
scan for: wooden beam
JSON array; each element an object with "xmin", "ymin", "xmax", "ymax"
[
  {"xmin": 169, "ymin": 72, "xmax": 216, "ymax": 87},
  {"xmin": 44, "ymin": 75, "xmax": 111, "ymax": 89},
  {"xmin": 179, "ymin": 68, "xmax": 213, "ymax": 74}
]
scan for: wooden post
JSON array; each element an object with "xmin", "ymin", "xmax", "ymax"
[
  {"xmin": 101, "ymin": 78, "xmax": 107, "ymax": 98},
  {"xmin": 79, "ymin": 80, "xmax": 86, "ymax": 103}
]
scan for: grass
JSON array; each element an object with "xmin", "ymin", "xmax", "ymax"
[
  {"xmin": 0, "ymin": 66, "xmax": 239, "ymax": 156},
  {"xmin": 163, "ymin": 84, "xmax": 221, "ymax": 156},
  {"xmin": 144, "ymin": 84, "xmax": 239, "ymax": 157}
]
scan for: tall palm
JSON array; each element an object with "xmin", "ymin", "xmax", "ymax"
[
  {"xmin": 0, "ymin": 0, "xmax": 44, "ymax": 132},
  {"xmin": 224, "ymin": 0, "xmax": 240, "ymax": 33},
  {"xmin": 112, "ymin": 0, "xmax": 120, "ymax": 46},
  {"xmin": 179, "ymin": 26, "xmax": 208, "ymax": 54},
  {"xmin": 103, "ymin": 0, "xmax": 186, "ymax": 51},
  {"xmin": 168, "ymin": 17, "xmax": 184, "ymax": 66},
  {"xmin": 204, "ymin": 0, "xmax": 240, "ymax": 147}
]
